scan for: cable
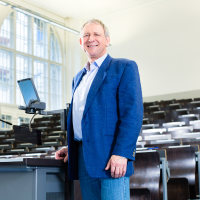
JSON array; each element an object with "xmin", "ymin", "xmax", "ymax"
[{"xmin": 29, "ymin": 112, "xmax": 38, "ymax": 132}]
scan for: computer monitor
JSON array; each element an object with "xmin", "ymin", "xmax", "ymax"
[{"xmin": 17, "ymin": 78, "xmax": 40, "ymax": 107}]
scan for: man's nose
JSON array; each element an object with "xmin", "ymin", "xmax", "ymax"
[{"xmin": 88, "ymin": 35, "xmax": 94, "ymax": 42}]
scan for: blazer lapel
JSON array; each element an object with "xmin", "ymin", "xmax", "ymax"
[
  {"xmin": 83, "ymin": 54, "xmax": 112, "ymax": 117},
  {"xmin": 72, "ymin": 68, "xmax": 86, "ymax": 96}
]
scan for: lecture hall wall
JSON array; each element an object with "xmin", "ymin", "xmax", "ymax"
[
  {"xmin": 0, "ymin": 0, "xmax": 200, "ymax": 124},
  {"xmin": 101, "ymin": 0, "xmax": 200, "ymax": 102}
]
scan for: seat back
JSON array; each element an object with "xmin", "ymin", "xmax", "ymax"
[
  {"xmin": 130, "ymin": 151, "xmax": 160, "ymax": 200},
  {"xmin": 167, "ymin": 178, "xmax": 190, "ymax": 200},
  {"xmin": 165, "ymin": 146, "xmax": 196, "ymax": 199},
  {"xmin": 130, "ymin": 188, "xmax": 151, "ymax": 200}
]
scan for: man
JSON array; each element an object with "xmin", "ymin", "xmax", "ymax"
[{"xmin": 55, "ymin": 19, "xmax": 143, "ymax": 200}]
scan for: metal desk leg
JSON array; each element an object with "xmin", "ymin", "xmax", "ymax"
[
  {"xmin": 160, "ymin": 157, "xmax": 169, "ymax": 200},
  {"xmin": 195, "ymin": 152, "xmax": 200, "ymax": 196}
]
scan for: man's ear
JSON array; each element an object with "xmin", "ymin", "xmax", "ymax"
[
  {"xmin": 105, "ymin": 36, "xmax": 110, "ymax": 47},
  {"xmin": 79, "ymin": 37, "xmax": 82, "ymax": 46}
]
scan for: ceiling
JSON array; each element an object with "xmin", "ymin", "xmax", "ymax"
[{"xmin": 19, "ymin": 0, "xmax": 164, "ymax": 20}]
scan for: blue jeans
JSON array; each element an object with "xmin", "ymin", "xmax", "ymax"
[{"xmin": 78, "ymin": 144, "xmax": 130, "ymax": 200}]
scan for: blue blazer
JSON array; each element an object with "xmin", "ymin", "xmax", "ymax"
[{"xmin": 67, "ymin": 54, "xmax": 143, "ymax": 180}]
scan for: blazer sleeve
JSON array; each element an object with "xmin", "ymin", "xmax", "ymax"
[{"xmin": 111, "ymin": 61, "xmax": 143, "ymax": 161}]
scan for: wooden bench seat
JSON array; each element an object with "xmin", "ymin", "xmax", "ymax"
[
  {"xmin": 34, "ymin": 115, "xmax": 60, "ymax": 123},
  {"xmin": 176, "ymin": 114, "xmax": 199, "ymax": 125},
  {"xmin": 145, "ymin": 105, "xmax": 160, "ymax": 114},
  {"xmin": 44, "ymin": 131, "xmax": 66, "ymax": 136},
  {"xmin": 149, "ymin": 119, "xmax": 171, "ymax": 127},
  {"xmin": 158, "ymin": 100, "xmax": 174, "ymax": 107},
  {"xmin": 169, "ymin": 109, "xmax": 189, "ymax": 120},
  {"xmin": 143, "ymin": 118, "xmax": 149, "ymax": 122},
  {"xmin": 145, "ymin": 142, "xmax": 180, "ymax": 149},
  {"xmin": 29, "ymin": 147, "xmax": 55, "ymax": 153},
  {"xmin": 143, "ymin": 134, "xmax": 171, "ymax": 141},
  {"xmin": 174, "ymin": 99, "xmax": 192, "ymax": 105},
  {"xmin": 16, "ymin": 143, "xmax": 38, "ymax": 148},
  {"xmin": 163, "ymin": 103, "xmax": 181, "ymax": 112},
  {"xmin": 142, "ymin": 124, "xmax": 160, "ymax": 129},
  {"xmin": 31, "ymin": 121, "xmax": 61, "ymax": 128},
  {"xmin": 162, "ymin": 121, "xmax": 185, "ymax": 128},
  {"xmin": 44, "ymin": 135, "xmax": 66, "ymax": 140},
  {"xmin": 0, "ymin": 143, "xmax": 13, "ymax": 149},
  {"xmin": 5, "ymin": 148, "xmax": 29, "ymax": 153}
]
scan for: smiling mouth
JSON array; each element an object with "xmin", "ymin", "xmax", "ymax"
[{"xmin": 87, "ymin": 45, "xmax": 98, "ymax": 48}]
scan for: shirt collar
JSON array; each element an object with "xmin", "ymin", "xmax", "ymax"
[{"xmin": 84, "ymin": 53, "xmax": 108, "ymax": 72}]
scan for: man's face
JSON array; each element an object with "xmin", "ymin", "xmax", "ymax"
[{"xmin": 80, "ymin": 23, "xmax": 110, "ymax": 63}]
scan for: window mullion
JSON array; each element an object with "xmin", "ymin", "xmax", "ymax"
[
  {"xmin": 13, "ymin": 11, "xmax": 17, "ymax": 105},
  {"xmin": 48, "ymin": 24, "xmax": 50, "ymax": 110},
  {"xmin": 31, "ymin": 16, "xmax": 34, "ymax": 79}
]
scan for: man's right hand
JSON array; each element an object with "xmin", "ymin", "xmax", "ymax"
[{"xmin": 55, "ymin": 147, "xmax": 68, "ymax": 163}]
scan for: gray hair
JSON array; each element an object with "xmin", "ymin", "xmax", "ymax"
[{"xmin": 80, "ymin": 19, "xmax": 110, "ymax": 38}]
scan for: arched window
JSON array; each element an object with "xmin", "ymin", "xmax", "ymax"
[{"xmin": 0, "ymin": 11, "xmax": 63, "ymax": 110}]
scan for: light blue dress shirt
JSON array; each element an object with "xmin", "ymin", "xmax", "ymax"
[{"xmin": 73, "ymin": 53, "xmax": 108, "ymax": 141}]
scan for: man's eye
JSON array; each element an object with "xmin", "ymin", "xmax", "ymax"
[{"xmin": 84, "ymin": 35, "xmax": 89, "ymax": 37}]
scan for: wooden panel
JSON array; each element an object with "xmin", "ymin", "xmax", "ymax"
[
  {"xmin": 165, "ymin": 146, "xmax": 196, "ymax": 199},
  {"xmin": 167, "ymin": 178, "xmax": 190, "ymax": 200},
  {"xmin": 130, "ymin": 188, "xmax": 151, "ymax": 200},
  {"xmin": 183, "ymin": 140, "xmax": 200, "ymax": 195},
  {"xmin": 130, "ymin": 152, "xmax": 160, "ymax": 200}
]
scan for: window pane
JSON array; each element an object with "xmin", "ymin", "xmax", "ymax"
[
  {"xmin": 16, "ymin": 54, "xmax": 32, "ymax": 105},
  {"xmin": 33, "ymin": 19, "xmax": 48, "ymax": 59},
  {"xmin": 34, "ymin": 60, "xmax": 48, "ymax": 109},
  {"xmin": 50, "ymin": 64, "xmax": 62, "ymax": 110},
  {"xmin": 16, "ymin": 12, "xmax": 32, "ymax": 54},
  {"xmin": 0, "ymin": 12, "xmax": 14, "ymax": 48},
  {"xmin": 1, "ymin": 115, "xmax": 12, "ymax": 129},
  {"xmin": 0, "ymin": 49, "xmax": 14, "ymax": 104},
  {"xmin": 18, "ymin": 117, "xmax": 24, "ymax": 125},
  {"xmin": 1, "ymin": 115, "xmax": 5, "ymax": 129},
  {"xmin": 25, "ymin": 118, "xmax": 30, "ymax": 123},
  {"xmin": 6, "ymin": 115, "xmax": 12, "ymax": 129},
  {"xmin": 50, "ymin": 28, "xmax": 62, "ymax": 63}
]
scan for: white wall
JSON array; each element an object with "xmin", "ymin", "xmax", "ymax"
[
  {"xmin": 65, "ymin": 18, "xmax": 87, "ymax": 103},
  {"xmin": 99, "ymin": 0, "xmax": 200, "ymax": 101}
]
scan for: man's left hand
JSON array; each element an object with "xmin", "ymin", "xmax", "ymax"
[{"xmin": 105, "ymin": 155, "xmax": 128, "ymax": 178}]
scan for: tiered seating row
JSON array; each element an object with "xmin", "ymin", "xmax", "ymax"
[
  {"xmin": 134, "ymin": 98, "xmax": 200, "ymax": 200},
  {"xmin": 1, "ymin": 98, "xmax": 200, "ymax": 199},
  {"xmin": 0, "ymin": 114, "xmax": 67, "ymax": 156}
]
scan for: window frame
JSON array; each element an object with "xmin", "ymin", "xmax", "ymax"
[{"xmin": 0, "ymin": 10, "xmax": 64, "ymax": 110}]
